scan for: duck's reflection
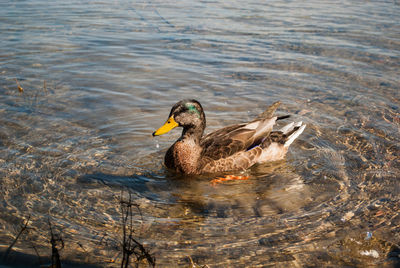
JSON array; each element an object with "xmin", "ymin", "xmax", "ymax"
[{"xmin": 78, "ymin": 161, "xmax": 310, "ymax": 220}]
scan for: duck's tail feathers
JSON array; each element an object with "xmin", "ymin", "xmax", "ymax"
[
  {"xmin": 280, "ymin": 122, "xmax": 294, "ymax": 133},
  {"xmin": 277, "ymin": 115, "xmax": 290, "ymax": 121},
  {"xmin": 283, "ymin": 122, "xmax": 306, "ymax": 148}
]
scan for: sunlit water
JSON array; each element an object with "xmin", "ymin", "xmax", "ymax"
[{"xmin": 1, "ymin": 0, "xmax": 399, "ymax": 267}]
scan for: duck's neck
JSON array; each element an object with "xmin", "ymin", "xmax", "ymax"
[{"xmin": 180, "ymin": 125, "xmax": 204, "ymax": 143}]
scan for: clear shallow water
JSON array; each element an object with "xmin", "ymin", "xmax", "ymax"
[{"xmin": 1, "ymin": 0, "xmax": 399, "ymax": 266}]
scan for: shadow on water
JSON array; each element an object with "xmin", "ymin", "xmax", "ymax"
[{"xmin": 0, "ymin": 250, "xmax": 101, "ymax": 268}]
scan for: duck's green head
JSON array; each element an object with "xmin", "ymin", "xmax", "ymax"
[{"xmin": 152, "ymin": 99, "xmax": 206, "ymax": 136}]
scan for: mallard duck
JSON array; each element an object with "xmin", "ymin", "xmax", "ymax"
[{"xmin": 152, "ymin": 99, "xmax": 306, "ymax": 175}]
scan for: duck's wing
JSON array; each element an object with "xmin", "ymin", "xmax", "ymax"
[
  {"xmin": 200, "ymin": 124, "xmax": 255, "ymax": 161},
  {"xmin": 200, "ymin": 101, "xmax": 282, "ymax": 161},
  {"xmin": 200, "ymin": 116, "xmax": 278, "ymax": 161}
]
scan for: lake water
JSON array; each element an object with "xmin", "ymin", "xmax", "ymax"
[{"xmin": 1, "ymin": 0, "xmax": 399, "ymax": 267}]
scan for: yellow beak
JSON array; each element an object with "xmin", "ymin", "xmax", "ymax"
[{"xmin": 152, "ymin": 116, "xmax": 179, "ymax": 136}]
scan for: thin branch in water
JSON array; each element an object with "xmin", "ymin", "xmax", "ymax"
[
  {"xmin": 3, "ymin": 215, "xmax": 31, "ymax": 262},
  {"xmin": 77, "ymin": 242, "xmax": 87, "ymax": 253},
  {"xmin": 43, "ymin": 80, "xmax": 48, "ymax": 94},
  {"xmin": 99, "ymin": 232, "xmax": 108, "ymax": 246},
  {"xmin": 154, "ymin": 9, "xmax": 174, "ymax": 28},
  {"xmin": 187, "ymin": 255, "xmax": 210, "ymax": 268},
  {"xmin": 48, "ymin": 219, "xmax": 63, "ymax": 268},
  {"xmin": 14, "ymin": 78, "xmax": 24, "ymax": 93},
  {"xmin": 30, "ymin": 243, "xmax": 43, "ymax": 266},
  {"xmin": 120, "ymin": 191, "xmax": 155, "ymax": 268}
]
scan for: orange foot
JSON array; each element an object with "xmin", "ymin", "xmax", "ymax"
[{"xmin": 210, "ymin": 175, "xmax": 250, "ymax": 186}]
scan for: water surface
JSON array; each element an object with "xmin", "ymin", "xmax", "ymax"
[{"xmin": 0, "ymin": 0, "xmax": 399, "ymax": 267}]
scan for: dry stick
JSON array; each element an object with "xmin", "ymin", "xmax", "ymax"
[
  {"xmin": 120, "ymin": 192, "xmax": 155, "ymax": 268},
  {"xmin": 30, "ymin": 243, "xmax": 43, "ymax": 266},
  {"xmin": 3, "ymin": 215, "xmax": 31, "ymax": 261},
  {"xmin": 123, "ymin": 196, "xmax": 134, "ymax": 268},
  {"xmin": 120, "ymin": 192, "xmax": 128, "ymax": 268},
  {"xmin": 43, "ymin": 80, "xmax": 48, "ymax": 94},
  {"xmin": 48, "ymin": 219, "xmax": 63, "ymax": 268},
  {"xmin": 99, "ymin": 232, "xmax": 107, "ymax": 246},
  {"xmin": 14, "ymin": 78, "xmax": 24, "ymax": 93},
  {"xmin": 187, "ymin": 256, "xmax": 210, "ymax": 268},
  {"xmin": 188, "ymin": 256, "xmax": 196, "ymax": 267},
  {"xmin": 131, "ymin": 237, "xmax": 155, "ymax": 267},
  {"xmin": 77, "ymin": 242, "xmax": 87, "ymax": 253}
]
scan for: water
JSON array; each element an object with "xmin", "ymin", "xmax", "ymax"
[{"xmin": 1, "ymin": 0, "xmax": 399, "ymax": 266}]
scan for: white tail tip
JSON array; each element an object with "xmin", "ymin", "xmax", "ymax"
[{"xmin": 284, "ymin": 123, "xmax": 306, "ymax": 148}]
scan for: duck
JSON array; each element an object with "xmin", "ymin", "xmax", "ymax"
[{"xmin": 152, "ymin": 99, "xmax": 306, "ymax": 175}]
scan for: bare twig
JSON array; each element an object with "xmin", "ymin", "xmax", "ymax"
[
  {"xmin": 14, "ymin": 78, "xmax": 24, "ymax": 93},
  {"xmin": 187, "ymin": 256, "xmax": 210, "ymax": 268},
  {"xmin": 77, "ymin": 242, "xmax": 87, "ymax": 253},
  {"xmin": 120, "ymin": 192, "xmax": 155, "ymax": 268},
  {"xmin": 30, "ymin": 243, "xmax": 43, "ymax": 266},
  {"xmin": 3, "ymin": 215, "xmax": 31, "ymax": 261},
  {"xmin": 43, "ymin": 80, "xmax": 48, "ymax": 94},
  {"xmin": 48, "ymin": 219, "xmax": 63, "ymax": 268}
]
